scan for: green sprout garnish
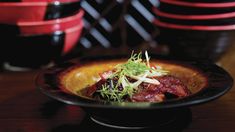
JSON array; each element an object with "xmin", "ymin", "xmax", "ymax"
[{"xmin": 97, "ymin": 51, "xmax": 169, "ymax": 102}]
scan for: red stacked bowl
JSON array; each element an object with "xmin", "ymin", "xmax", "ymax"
[
  {"xmin": 0, "ymin": 0, "xmax": 81, "ymax": 23},
  {"xmin": 0, "ymin": 0, "xmax": 84, "ymax": 70},
  {"xmin": 153, "ymin": 0, "xmax": 235, "ymax": 61}
]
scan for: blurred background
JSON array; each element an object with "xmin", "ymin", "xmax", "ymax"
[
  {"xmin": 56, "ymin": 0, "xmax": 165, "ymax": 63},
  {"xmin": 75, "ymin": 0, "xmax": 161, "ymax": 54},
  {"xmin": 1, "ymin": 0, "xmax": 235, "ymax": 71}
]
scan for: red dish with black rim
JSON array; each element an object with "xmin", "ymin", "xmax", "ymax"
[
  {"xmin": 154, "ymin": 19, "xmax": 235, "ymax": 31},
  {"xmin": 0, "ymin": 0, "xmax": 81, "ymax": 24},
  {"xmin": 153, "ymin": 8, "xmax": 235, "ymax": 20},
  {"xmin": 160, "ymin": 0, "xmax": 235, "ymax": 8},
  {"xmin": 158, "ymin": 0, "xmax": 235, "ymax": 15},
  {"xmin": 2, "ymin": 21, "xmax": 83, "ymax": 69},
  {"xmin": 153, "ymin": 8, "xmax": 235, "ymax": 25},
  {"xmin": 179, "ymin": 0, "xmax": 235, "ymax": 3},
  {"xmin": 0, "ymin": 10, "xmax": 84, "ymax": 35}
]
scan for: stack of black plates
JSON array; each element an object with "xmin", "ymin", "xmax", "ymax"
[{"xmin": 153, "ymin": 0, "xmax": 235, "ymax": 61}]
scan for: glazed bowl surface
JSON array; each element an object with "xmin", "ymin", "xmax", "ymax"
[{"xmin": 36, "ymin": 55, "xmax": 233, "ymax": 128}]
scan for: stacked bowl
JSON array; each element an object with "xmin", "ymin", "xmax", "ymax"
[
  {"xmin": 153, "ymin": 0, "xmax": 235, "ymax": 61},
  {"xmin": 0, "ymin": 0, "xmax": 84, "ymax": 70}
]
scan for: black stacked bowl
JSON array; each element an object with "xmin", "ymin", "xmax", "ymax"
[
  {"xmin": 156, "ymin": 28, "xmax": 235, "ymax": 61},
  {"xmin": 153, "ymin": 0, "xmax": 235, "ymax": 61}
]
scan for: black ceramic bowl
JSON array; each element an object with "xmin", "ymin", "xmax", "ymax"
[
  {"xmin": 0, "ymin": 0, "xmax": 81, "ymax": 23},
  {"xmin": 159, "ymin": 0, "xmax": 235, "ymax": 15},
  {"xmin": 36, "ymin": 55, "xmax": 233, "ymax": 129},
  {"xmin": 2, "ymin": 23, "xmax": 83, "ymax": 70},
  {"xmin": 153, "ymin": 8, "xmax": 235, "ymax": 26},
  {"xmin": 157, "ymin": 16, "xmax": 235, "ymax": 26},
  {"xmin": 153, "ymin": 19, "xmax": 235, "ymax": 61}
]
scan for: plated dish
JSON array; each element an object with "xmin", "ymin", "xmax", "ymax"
[
  {"xmin": 78, "ymin": 52, "xmax": 192, "ymax": 103},
  {"xmin": 36, "ymin": 52, "xmax": 233, "ymax": 129}
]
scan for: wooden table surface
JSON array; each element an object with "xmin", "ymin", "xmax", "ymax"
[{"xmin": 0, "ymin": 45, "xmax": 235, "ymax": 132}]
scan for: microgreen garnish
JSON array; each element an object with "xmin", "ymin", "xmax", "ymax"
[{"xmin": 97, "ymin": 51, "xmax": 169, "ymax": 102}]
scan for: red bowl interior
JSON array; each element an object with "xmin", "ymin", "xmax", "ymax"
[
  {"xmin": 160, "ymin": 0, "xmax": 235, "ymax": 8},
  {"xmin": 19, "ymin": 10, "xmax": 84, "ymax": 35},
  {"xmin": 153, "ymin": 7, "xmax": 235, "ymax": 20},
  {"xmin": 63, "ymin": 20, "xmax": 83, "ymax": 54},
  {"xmin": 154, "ymin": 19, "xmax": 235, "ymax": 31},
  {"xmin": 0, "ymin": 0, "xmax": 81, "ymax": 24}
]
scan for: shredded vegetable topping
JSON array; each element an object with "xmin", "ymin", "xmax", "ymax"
[{"xmin": 97, "ymin": 51, "xmax": 169, "ymax": 102}]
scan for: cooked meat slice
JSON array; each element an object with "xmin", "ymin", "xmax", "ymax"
[
  {"xmin": 131, "ymin": 91, "xmax": 165, "ymax": 102},
  {"xmin": 130, "ymin": 75, "xmax": 190, "ymax": 102},
  {"xmin": 86, "ymin": 79, "xmax": 106, "ymax": 97},
  {"xmin": 157, "ymin": 75, "xmax": 190, "ymax": 97}
]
